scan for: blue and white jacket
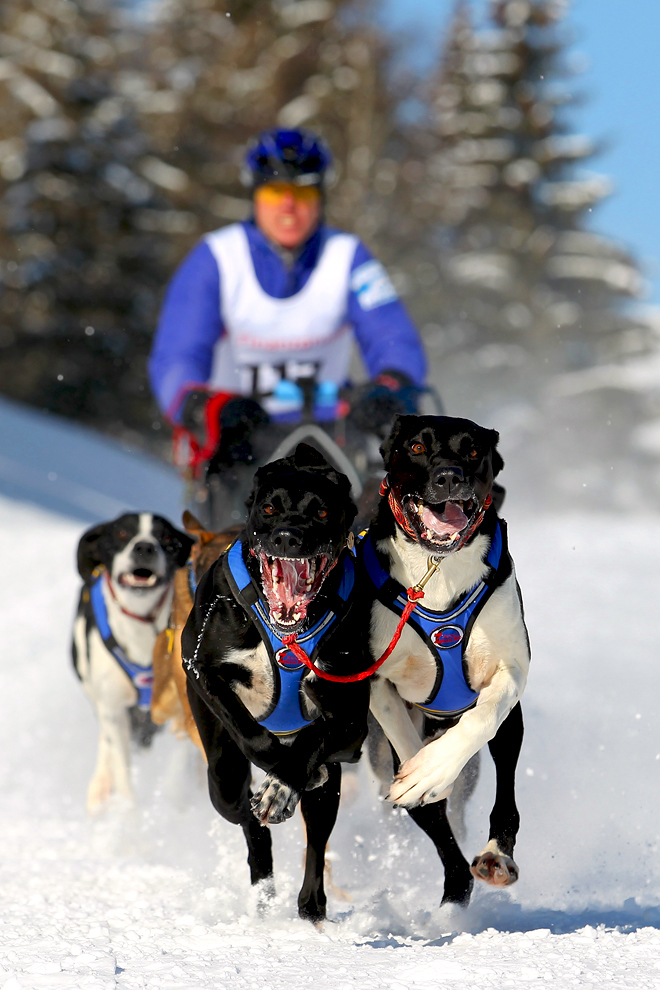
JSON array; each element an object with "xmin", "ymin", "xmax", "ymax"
[{"xmin": 149, "ymin": 220, "xmax": 426, "ymax": 420}]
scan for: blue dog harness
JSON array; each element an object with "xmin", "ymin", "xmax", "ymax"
[
  {"xmin": 88, "ymin": 574, "xmax": 155, "ymax": 710},
  {"xmin": 361, "ymin": 521, "xmax": 511, "ymax": 718},
  {"xmin": 187, "ymin": 557, "xmax": 198, "ymax": 599},
  {"xmin": 224, "ymin": 540, "xmax": 356, "ymax": 735}
]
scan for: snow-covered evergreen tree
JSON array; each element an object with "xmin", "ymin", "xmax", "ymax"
[
  {"xmin": 0, "ymin": 0, "xmax": 177, "ymax": 440},
  {"xmin": 402, "ymin": 0, "xmax": 647, "ymax": 390}
]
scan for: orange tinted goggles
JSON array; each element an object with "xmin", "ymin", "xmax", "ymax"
[{"xmin": 255, "ymin": 183, "xmax": 321, "ymax": 205}]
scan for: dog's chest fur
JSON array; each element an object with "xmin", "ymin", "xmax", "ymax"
[
  {"xmin": 223, "ymin": 642, "xmax": 275, "ymax": 721},
  {"xmin": 371, "ymin": 528, "xmax": 525, "ymax": 702},
  {"xmin": 103, "ymin": 580, "xmax": 172, "ymax": 664},
  {"xmin": 221, "ymin": 642, "xmax": 320, "ymax": 726}
]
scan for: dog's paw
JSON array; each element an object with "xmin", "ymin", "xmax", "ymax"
[
  {"xmin": 251, "ymin": 774, "xmax": 301, "ymax": 825},
  {"xmin": 387, "ymin": 747, "xmax": 456, "ymax": 808},
  {"xmin": 471, "ymin": 841, "xmax": 519, "ymax": 886}
]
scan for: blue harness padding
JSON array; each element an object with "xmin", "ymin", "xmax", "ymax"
[
  {"xmin": 224, "ymin": 540, "xmax": 355, "ymax": 735},
  {"xmin": 362, "ymin": 520, "xmax": 511, "ymax": 718},
  {"xmin": 187, "ymin": 558, "xmax": 198, "ymax": 599},
  {"xmin": 88, "ymin": 575, "xmax": 154, "ymax": 710}
]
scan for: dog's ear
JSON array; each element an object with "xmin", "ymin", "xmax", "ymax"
[
  {"xmin": 170, "ymin": 527, "xmax": 196, "ymax": 567},
  {"xmin": 292, "ymin": 443, "xmax": 329, "ymax": 471},
  {"xmin": 379, "ymin": 414, "xmax": 406, "ymax": 471},
  {"xmin": 181, "ymin": 510, "xmax": 217, "ymax": 547},
  {"xmin": 487, "ymin": 429, "xmax": 504, "ymax": 477},
  {"xmin": 77, "ymin": 523, "xmax": 108, "ymax": 583}
]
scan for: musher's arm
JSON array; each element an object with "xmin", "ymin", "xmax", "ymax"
[
  {"xmin": 149, "ymin": 241, "xmax": 225, "ymax": 421},
  {"xmin": 347, "ymin": 241, "xmax": 426, "ymax": 387}
]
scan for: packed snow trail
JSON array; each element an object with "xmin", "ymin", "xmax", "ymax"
[{"xmin": 0, "ymin": 411, "xmax": 659, "ymax": 986}]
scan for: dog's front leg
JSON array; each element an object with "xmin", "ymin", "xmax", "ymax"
[
  {"xmin": 87, "ymin": 703, "xmax": 133, "ymax": 813},
  {"xmin": 389, "ymin": 664, "xmax": 524, "ymax": 808},
  {"xmin": 369, "ymin": 676, "xmax": 424, "ymax": 762},
  {"xmin": 185, "ymin": 669, "xmax": 285, "ymax": 773},
  {"xmin": 252, "ymin": 680, "xmax": 369, "ymax": 826},
  {"xmin": 250, "ymin": 723, "xmax": 331, "ymax": 826}
]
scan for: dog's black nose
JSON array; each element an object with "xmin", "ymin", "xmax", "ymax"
[
  {"xmin": 270, "ymin": 529, "xmax": 303, "ymax": 555},
  {"xmin": 432, "ymin": 466, "xmax": 464, "ymax": 495},
  {"xmin": 132, "ymin": 541, "xmax": 158, "ymax": 558}
]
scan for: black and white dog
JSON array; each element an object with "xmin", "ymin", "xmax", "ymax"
[
  {"xmin": 73, "ymin": 513, "xmax": 193, "ymax": 813},
  {"xmin": 182, "ymin": 444, "xmax": 371, "ymax": 924},
  {"xmin": 363, "ymin": 415, "xmax": 530, "ymax": 906}
]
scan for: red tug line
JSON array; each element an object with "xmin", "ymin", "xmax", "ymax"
[{"xmin": 282, "ymin": 481, "xmax": 492, "ymax": 684}]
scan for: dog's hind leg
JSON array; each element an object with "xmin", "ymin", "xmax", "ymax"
[
  {"xmin": 471, "ymin": 702, "xmax": 523, "ymax": 887},
  {"xmin": 297, "ymin": 762, "xmax": 342, "ymax": 925},
  {"xmin": 447, "ymin": 750, "xmax": 481, "ymax": 845}
]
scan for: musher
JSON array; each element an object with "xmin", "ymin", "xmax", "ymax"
[{"xmin": 149, "ymin": 127, "xmax": 427, "ymax": 476}]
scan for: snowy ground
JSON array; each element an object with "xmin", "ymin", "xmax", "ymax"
[{"xmin": 1, "ymin": 408, "xmax": 660, "ymax": 987}]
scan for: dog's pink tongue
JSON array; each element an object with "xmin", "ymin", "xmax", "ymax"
[
  {"xmin": 421, "ymin": 501, "xmax": 468, "ymax": 538},
  {"xmin": 277, "ymin": 558, "xmax": 309, "ymax": 609}
]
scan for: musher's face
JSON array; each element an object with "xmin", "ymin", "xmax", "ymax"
[{"xmin": 254, "ymin": 182, "xmax": 321, "ymax": 249}]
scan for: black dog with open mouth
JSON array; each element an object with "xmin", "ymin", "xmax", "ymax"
[
  {"xmin": 381, "ymin": 414, "xmax": 502, "ymax": 554},
  {"xmin": 182, "ymin": 444, "xmax": 370, "ymax": 924},
  {"xmin": 364, "ymin": 415, "xmax": 530, "ymax": 908}
]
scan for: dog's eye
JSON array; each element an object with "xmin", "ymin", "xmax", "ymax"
[
  {"xmin": 318, "ymin": 508, "xmax": 328, "ymax": 519},
  {"xmin": 263, "ymin": 504, "xmax": 277, "ymax": 516},
  {"xmin": 469, "ymin": 448, "xmax": 479, "ymax": 459},
  {"xmin": 117, "ymin": 529, "xmax": 127, "ymax": 539},
  {"xmin": 411, "ymin": 442, "xmax": 426, "ymax": 455}
]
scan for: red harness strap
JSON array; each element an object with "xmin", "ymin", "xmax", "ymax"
[
  {"xmin": 282, "ymin": 585, "xmax": 426, "ymax": 684},
  {"xmin": 281, "ymin": 480, "xmax": 494, "ymax": 684},
  {"xmin": 172, "ymin": 391, "xmax": 234, "ymax": 479}
]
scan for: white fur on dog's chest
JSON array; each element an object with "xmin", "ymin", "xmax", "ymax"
[
  {"xmin": 382, "ymin": 529, "xmax": 491, "ymax": 610},
  {"xmin": 224, "ymin": 642, "xmax": 275, "ymax": 720},
  {"xmin": 224, "ymin": 642, "xmax": 319, "ymax": 725}
]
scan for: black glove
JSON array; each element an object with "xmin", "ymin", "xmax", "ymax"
[
  {"xmin": 208, "ymin": 396, "xmax": 270, "ymax": 471},
  {"xmin": 180, "ymin": 388, "xmax": 211, "ymax": 440},
  {"xmin": 349, "ymin": 370, "xmax": 421, "ymax": 438}
]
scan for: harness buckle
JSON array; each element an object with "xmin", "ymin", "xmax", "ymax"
[{"xmin": 409, "ymin": 556, "xmax": 442, "ymax": 600}]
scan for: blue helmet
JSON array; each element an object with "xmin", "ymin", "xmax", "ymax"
[{"xmin": 242, "ymin": 128, "xmax": 334, "ymax": 190}]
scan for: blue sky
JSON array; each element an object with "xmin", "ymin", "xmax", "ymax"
[{"xmin": 380, "ymin": 0, "xmax": 660, "ymax": 304}]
